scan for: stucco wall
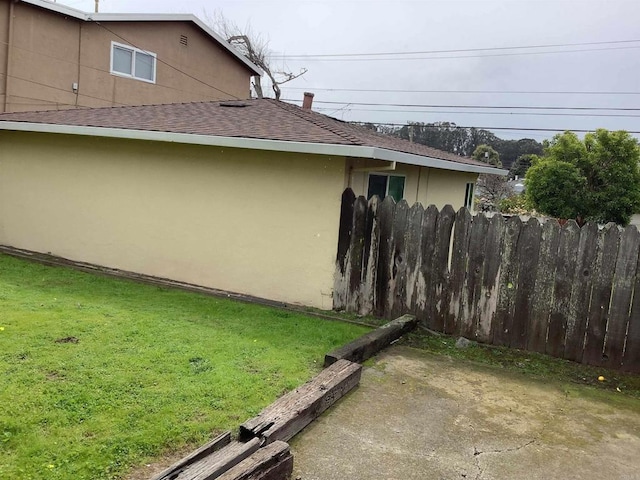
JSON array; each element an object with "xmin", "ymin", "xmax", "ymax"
[
  {"xmin": 1, "ymin": 1, "xmax": 253, "ymax": 112},
  {"xmin": 347, "ymin": 158, "xmax": 478, "ymax": 210},
  {"xmin": 0, "ymin": 131, "xmax": 346, "ymax": 308}
]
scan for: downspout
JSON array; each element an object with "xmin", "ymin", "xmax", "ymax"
[{"xmin": 3, "ymin": 0, "xmax": 15, "ymax": 112}]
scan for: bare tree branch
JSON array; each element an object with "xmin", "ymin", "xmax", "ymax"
[{"xmin": 204, "ymin": 10, "xmax": 307, "ymax": 100}]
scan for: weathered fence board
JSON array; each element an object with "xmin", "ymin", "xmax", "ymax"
[
  {"xmin": 526, "ymin": 220, "xmax": 560, "ymax": 353},
  {"xmin": 510, "ymin": 218, "xmax": 542, "ymax": 350},
  {"xmin": 493, "ymin": 216, "xmax": 522, "ymax": 347},
  {"xmin": 459, "ymin": 213, "xmax": 489, "ymax": 339},
  {"xmin": 547, "ymin": 221, "xmax": 581, "ymax": 358},
  {"xmin": 583, "ymin": 225, "xmax": 620, "ymax": 367},
  {"xmin": 445, "ymin": 208, "xmax": 472, "ymax": 335},
  {"xmin": 334, "ymin": 189, "xmax": 640, "ymax": 371},
  {"xmin": 603, "ymin": 226, "xmax": 640, "ymax": 369},
  {"xmin": 564, "ymin": 222, "xmax": 599, "ymax": 362},
  {"xmin": 476, "ymin": 214, "xmax": 504, "ymax": 343}
]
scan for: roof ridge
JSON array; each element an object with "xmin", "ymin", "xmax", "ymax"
[{"xmin": 270, "ymin": 100, "xmax": 364, "ymax": 146}]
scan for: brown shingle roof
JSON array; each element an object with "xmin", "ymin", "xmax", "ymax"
[{"xmin": 0, "ymin": 99, "xmax": 490, "ymax": 168}]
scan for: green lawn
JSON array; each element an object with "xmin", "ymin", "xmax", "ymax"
[{"xmin": 0, "ymin": 254, "xmax": 369, "ymax": 480}]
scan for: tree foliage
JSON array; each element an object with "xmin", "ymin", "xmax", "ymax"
[
  {"xmin": 525, "ymin": 129, "xmax": 640, "ymax": 225},
  {"xmin": 509, "ymin": 153, "xmax": 537, "ymax": 179},
  {"xmin": 472, "ymin": 144, "xmax": 501, "ymax": 166}
]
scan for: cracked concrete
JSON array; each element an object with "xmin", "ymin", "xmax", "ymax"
[{"xmin": 290, "ymin": 345, "xmax": 640, "ymax": 480}]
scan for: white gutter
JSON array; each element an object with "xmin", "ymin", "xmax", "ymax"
[
  {"xmin": 18, "ymin": 0, "xmax": 262, "ymax": 76},
  {"xmin": 0, "ymin": 121, "xmax": 508, "ymax": 176}
]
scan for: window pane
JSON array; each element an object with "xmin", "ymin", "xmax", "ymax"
[
  {"xmin": 464, "ymin": 183, "xmax": 475, "ymax": 209},
  {"xmin": 367, "ymin": 174, "xmax": 388, "ymax": 200},
  {"xmin": 135, "ymin": 52, "xmax": 154, "ymax": 81},
  {"xmin": 388, "ymin": 176, "xmax": 405, "ymax": 202},
  {"xmin": 112, "ymin": 46, "xmax": 132, "ymax": 75}
]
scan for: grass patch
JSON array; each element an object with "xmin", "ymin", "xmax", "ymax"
[
  {"xmin": 402, "ymin": 330, "xmax": 640, "ymax": 399},
  {"xmin": 0, "ymin": 254, "xmax": 369, "ymax": 480}
]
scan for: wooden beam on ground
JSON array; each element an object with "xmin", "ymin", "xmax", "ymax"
[
  {"xmin": 239, "ymin": 359, "xmax": 362, "ymax": 444},
  {"xmin": 324, "ymin": 314, "xmax": 417, "ymax": 367},
  {"xmin": 173, "ymin": 438, "xmax": 261, "ymax": 480},
  {"xmin": 152, "ymin": 431, "xmax": 232, "ymax": 480},
  {"xmin": 216, "ymin": 441, "xmax": 293, "ymax": 480}
]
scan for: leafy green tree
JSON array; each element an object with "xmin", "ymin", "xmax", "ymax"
[
  {"xmin": 509, "ymin": 153, "xmax": 537, "ymax": 179},
  {"xmin": 472, "ymin": 144, "xmax": 501, "ymax": 166},
  {"xmin": 525, "ymin": 129, "xmax": 640, "ymax": 225}
]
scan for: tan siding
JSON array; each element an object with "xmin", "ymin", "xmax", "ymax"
[
  {"xmin": 0, "ymin": 131, "xmax": 345, "ymax": 308},
  {"xmin": 346, "ymin": 157, "xmax": 478, "ymax": 209},
  {"xmin": 1, "ymin": 1, "xmax": 253, "ymax": 112}
]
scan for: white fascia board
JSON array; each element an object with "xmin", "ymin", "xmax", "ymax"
[
  {"xmin": 19, "ymin": 0, "xmax": 262, "ymax": 76},
  {"xmin": 0, "ymin": 121, "xmax": 507, "ymax": 176},
  {"xmin": 371, "ymin": 147, "xmax": 508, "ymax": 176},
  {"xmin": 19, "ymin": 0, "xmax": 87, "ymax": 20}
]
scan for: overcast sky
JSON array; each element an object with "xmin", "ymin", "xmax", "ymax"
[{"xmin": 61, "ymin": 0, "xmax": 640, "ymax": 141}]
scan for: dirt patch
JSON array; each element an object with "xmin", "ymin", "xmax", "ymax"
[
  {"xmin": 55, "ymin": 336, "xmax": 79, "ymax": 344},
  {"xmin": 291, "ymin": 346, "xmax": 640, "ymax": 480}
]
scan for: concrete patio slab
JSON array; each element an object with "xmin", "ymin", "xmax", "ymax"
[{"xmin": 290, "ymin": 346, "xmax": 640, "ymax": 480}]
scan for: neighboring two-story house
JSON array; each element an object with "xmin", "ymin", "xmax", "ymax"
[{"xmin": 0, "ymin": 0, "xmax": 261, "ymax": 112}]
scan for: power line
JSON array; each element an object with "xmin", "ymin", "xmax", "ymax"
[
  {"xmin": 283, "ymin": 99, "xmax": 640, "ymax": 112},
  {"xmin": 345, "ymin": 121, "xmax": 640, "ymax": 135},
  {"xmin": 312, "ymin": 107, "xmax": 640, "ymax": 118},
  {"xmin": 271, "ymin": 38, "xmax": 640, "ymax": 58},
  {"xmin": 272, "ymin": 45, "xmax": 640, "ymax": 62},
  {"xmin": 282, "ymin": 86, "xmax": 640, "ymax": 96}
]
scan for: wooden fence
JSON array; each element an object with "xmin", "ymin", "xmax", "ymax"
[{"xmin": 334, "ymin": 188, "xmax": 640, "ymax": 372}]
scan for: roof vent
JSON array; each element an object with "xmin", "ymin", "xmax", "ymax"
[
  {"xmin": 180, "ymin": 34, "xmax": 188, "ymax": 46},
  {"xmin": 219, "ymin": 102, "xmax": 248, "ymax": 108}
]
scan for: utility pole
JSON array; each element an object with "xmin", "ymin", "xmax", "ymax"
[{"xmin": 95, "ymin": 0, "xmax": 99, "ymax": 13}]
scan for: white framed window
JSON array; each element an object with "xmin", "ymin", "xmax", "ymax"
[
  {"xmin": 367, "ymin": 173, "xmax": 406, "ymax": 202},
  {"xmin": 110, "ymin": 41, "xmax": 156, "ymax": 83},
  {"xmin": 464, "ymin": 182, "xmax": 475, "ymax": 210}
]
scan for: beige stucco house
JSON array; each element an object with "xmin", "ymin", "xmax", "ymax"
[
  {"xmin": 0, "ymin": 0, "xmax": 261, "ymax": 113},
  {"xmin": 0, "ymin": 98, "xmax": 505, "ymax": 309}
]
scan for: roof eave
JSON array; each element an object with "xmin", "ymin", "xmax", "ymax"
[
  {"xmin": 18, "ymin": 0, "xmax": 262, "ymax": 76},
  {"xmin": 0, "ymin": 121, "xmax": 507, "ymax": 176}
]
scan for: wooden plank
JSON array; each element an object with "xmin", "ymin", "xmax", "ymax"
[
  {"xmin": 493, "ymin": 215, "xmax": 522, "ymax": 347},
  {"xmin": 564, "ymin": 222, "xmax": 599, "ymax": 362},
  {"xmin": 176, "ymin": 438, "xmax": 261, "ymax": 480},
  {"xmin": 583, "ymin": 224, "xmax": 620, "ymax": 366},
  {"xmin": 622, "ymin": 244, "xmax": 640, "ymax": 372},
  {"xmin": 403, "ymin": 203, "xmax": 424, "ymax": 313},
  {"xmin": 345, "ymin": 196, "xmax": 368, "ymax": 313},
  {"xmin": 389, "ymin": 200, "xmax": 410, "ymax": 318},
  {"xmin": 510, "ymin": 217, "xmax": 542, "ymax": 350},
  {"xmin": 546, "ymin": 220, "xmax": 581, "ymax": 358},
  {"xmin": 602, "ymin": 226, "xmax": 640, "ymax": 369},
  {"xmin": 526, "ymin": 219, "xmax": 560, "ymax": 353},
  {"xmin": 374, "ymin": 197, "xmax": 396, "ymax": 318},
  {"xmin": 428, "ymin": 204, "xmax": 455, "ymax": 332},
  {"xmin": 415, "ymin": 205, "xmax": 439, "ymax": 326},
  {"xmin": 216, "ymin": 441, "xmax": 293, "ymax": 480},
  {"xmin": 152, "ymin": 431, "xmax": 232, "ymax": 480},
  {"xmin": 444, "ymin": 208, "xmax": 472, "ymax": 335},
  {"xmin": 360, "ymin": 196, "xmax": 380, "ymax": 316},
  {"xmin": 239, "ymin": 360, "xmax": 362, "ymax": 444},
  {"xmin": 459, "ymin": 213, "xmax": 489, "ymax": 339},
  {"xmin": 476, "ymin": 214, "xmax": 505, "ymax": 343},
  {"xmin": 334, "ymin": 189, "xmax": 357, "ymax": 310},
  {"xmin": 324, "ymin": 314, "xmax": 417, "ymax": 367}
]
